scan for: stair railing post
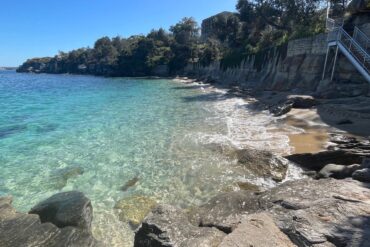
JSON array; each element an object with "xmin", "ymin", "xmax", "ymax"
[
  {"xmin": 331, "ymin": 44, "xmax": 339, "ymax": 82},
  {"xmin": 322, "ymin": 45, "xmax": 330, "ymax": 80}
]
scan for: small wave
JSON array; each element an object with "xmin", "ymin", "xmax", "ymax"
[{"xmin": 195, "ymin": 90, "xmax": 294, "ymax": 154}]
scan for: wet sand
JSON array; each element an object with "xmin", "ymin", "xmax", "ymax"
[
  {"xmin": 285, "ymin": 109, "xmax": 330, "ymax": 154},
  {"xmin": 259, "ymin": 93, "xmax": 370, "ymax": 154}
]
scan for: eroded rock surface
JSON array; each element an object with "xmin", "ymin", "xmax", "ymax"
[
  {"xmin": 187, "ymin": 179, "xmax": 370, "ymax": 247},
  {"xmin": 235, "ymin": 149, "xmax": 289, "ymax": 182},
  {"xmin": 219, "ymin": 213, "xmax": 296, "ymax": 247},
  {"xmin": 134, "ymin": 204, "xmax": 225, "ymax": 247},
  {"xmin": 0, "ymin": 193, "xmax": 98, "ymax": 247}
]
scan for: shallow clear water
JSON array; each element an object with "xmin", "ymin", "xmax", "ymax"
[{"xmin": 0, "ymin": 70, "xmax": 299, "ymax": 246}]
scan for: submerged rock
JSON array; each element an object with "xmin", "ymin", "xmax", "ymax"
[
  {"xmin": 50, "ymin": 166, "xmax": 85, "ymax": 189},
  {"xmin": 0, "ymin": 124, "xmax": 27, "ymax": 139},
  {"xmin": 114, "ymin": 195, "xmax": 157, "ymax": 228},
  {"xmin": 120, "ymin": 176, "xmax": 139, "ymax": 191},
  {"xmin": 236, "ymin": 181, "xmax": 261, "ymax": 192},
  {"xmin": 235, "ymin": 149, "xmax": 289, "ymax": 182},
  {"xmin": 134, "ymin": 204, "xmax": 226, "ymax": 247},
  {"xmin": 0, "ymin": 193, "xmax": 98, "ymax": 247}
]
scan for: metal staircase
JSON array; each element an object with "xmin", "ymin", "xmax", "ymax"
[{"xmin": 322, "ymin": 18, "xmax": 370, "ymax": 83}]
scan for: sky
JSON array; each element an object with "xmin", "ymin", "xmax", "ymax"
[{"xmin": 0, "ymin": 0, "xmax": 237, "ymax": 67}]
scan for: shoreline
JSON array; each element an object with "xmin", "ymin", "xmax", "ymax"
[{"xmin": 1, "ymin": 74, "xmax": 369, "ymax": 247}]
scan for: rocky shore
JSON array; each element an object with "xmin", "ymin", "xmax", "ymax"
[
  {"xmin": 131, "ymin": 81, "xmax": 370, "ymax": 246},
  {"xmin": 1, "ymin": 81, "xmax": 370, "ymax": 246}
]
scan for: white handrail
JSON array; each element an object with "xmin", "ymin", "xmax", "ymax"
[
  {"xmin": 326, "ymin": 17, "xmax": 370, "ymax": 75},
  {"xmin": 337, "ymin": 28, "xmax": 370, "ymax": 74},
  {"xmin": 353, "ymin": 27, "xmax": 370, "ymax": 51}
]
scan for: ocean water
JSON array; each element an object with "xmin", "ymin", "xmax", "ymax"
[{"xmin": 0, "ymin": 70, "xmax": 300, "ymax": 246}]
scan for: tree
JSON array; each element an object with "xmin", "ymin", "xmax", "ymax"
[
  {"xmin": 170, "ymin": 17, "xmax": 200, "ymax": 44},
  {"xmin": 199, "ymin": 39, "xmax": 222, "ymax": 66}
]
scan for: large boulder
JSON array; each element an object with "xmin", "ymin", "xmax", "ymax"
[
  {"xmin": 219, "ymin": 213, "xmax": 296, "ymax": 247},
  {"xmin": 134, "ymin": 204, "xmax": 226, "ymax": 247},
  {"xmin": 29, "ymin": 191, "xmax": 93, "ymax": 231},
  {"xmin": 0, "ymin": 194, "xmax": 98, "ymax": 247}
]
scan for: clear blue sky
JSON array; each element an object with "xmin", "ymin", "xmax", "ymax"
[{"xmin": 0, "ymin": 0, "xmax": 237, "ymax": 67}]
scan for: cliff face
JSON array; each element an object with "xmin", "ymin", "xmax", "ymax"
[{"xmin": 185, "ymin": 29, "xmax": 369, "ymax": 98}]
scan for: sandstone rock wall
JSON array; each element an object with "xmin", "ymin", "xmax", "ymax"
[{"xmin": 185, "ymin": 32, "xmax": 369, "ymax": 97}]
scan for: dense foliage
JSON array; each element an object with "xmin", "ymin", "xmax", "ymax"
[{"xmin": 18, "ymin": 0, "xmax": 339, "ymax": 76}]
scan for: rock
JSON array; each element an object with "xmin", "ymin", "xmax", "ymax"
[
  {"xmin": 330, "ymin": 134, "xmax": 358, "ymax": 145},
  {"xmin": 114, "ymin": 195, "xmax": 157, "ymax": 228},
  {"xmin": 258, "ymin": 179, "xmax": 370, "ymax": 247},
  {"xmin": 134, "ymin": 204, "xmax": 225, "ymax": 247},
  {"xmin": 120, "ymin": 176, "xmax": 139, "ymax": 191},
  {"xmin": 0, "ymin": 193, "xmax": 98, "ymax": 247},
  {"xmin": 235, "ymin": 149, "xmax": 289, "ymax": 182},
  {"xmin": 0, "ymin": 124, "xmax": 27, "ymax": 139},
  {"xmin": 185, "ymin": 178, "xmax": 370, "ymax": 247},
  {"xmin": 288, "ymin": 134, "xmax": 370, "ymax": 171},
  {"xmin": 187, "ymin": 191, "xmax": 260, "ymax": 233},
  {"xmin": 29, "ymin": 191, "xmax": 92, "ymax": 231},
  {"xmin": 318, "ymin": 163, "xmax": 362, "ymax": 179},
  {"xmin": 302, "ymin": 170, "xmax": 318, "ymax": 178},
  {"xmin": 219, "ymin": 213, "xmax": 296, "ymax": 247},
  {"xmin": 50, "ymin": 166, "xmax": 84, "ymax": 189},
  {"xmin": 363, "ymin": 158, "xmax": 370, "ymax": 168},
  {"xmin": 236, "ymin": 181, "xmax": 261, "ymax": 192},
  {"xmin": 270, "ymin": 101, "xmax": 293, "ymax": 116},
  {"xmin": 269, "ymin": 96, "xmax": 318, "ymax": 117},
  {"xmin": 352, "ymin": 168, "xmax": 370, "ymax": 183},
  {"xmin": 288, "ymin": 95, "xmax": 318, "ymax": 109},
  {"xmin": 285, "ymin": 150, "xmax": 364, "ymax": 171},
  {"xmin": 336, "ymin": 119, "xmax": 354, "ymax": 125}
]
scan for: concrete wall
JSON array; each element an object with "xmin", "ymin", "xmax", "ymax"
[{"xmin": 287, "ymin": 34, "xmax": 327, "ymax": 57}]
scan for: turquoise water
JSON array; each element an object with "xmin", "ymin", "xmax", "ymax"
[{"xmin": 0, "ymin": 70, "xmax": 297, "ymax": 246}]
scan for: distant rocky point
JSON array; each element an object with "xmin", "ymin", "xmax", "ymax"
[{"xmin": 0, "ymin": 67, "xmax": 16, "ymax": 70}]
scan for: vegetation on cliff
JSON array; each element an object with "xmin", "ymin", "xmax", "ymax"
[{"xmin": 17, "ymin": 0, "xmax": 346, "ymax": 76}]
